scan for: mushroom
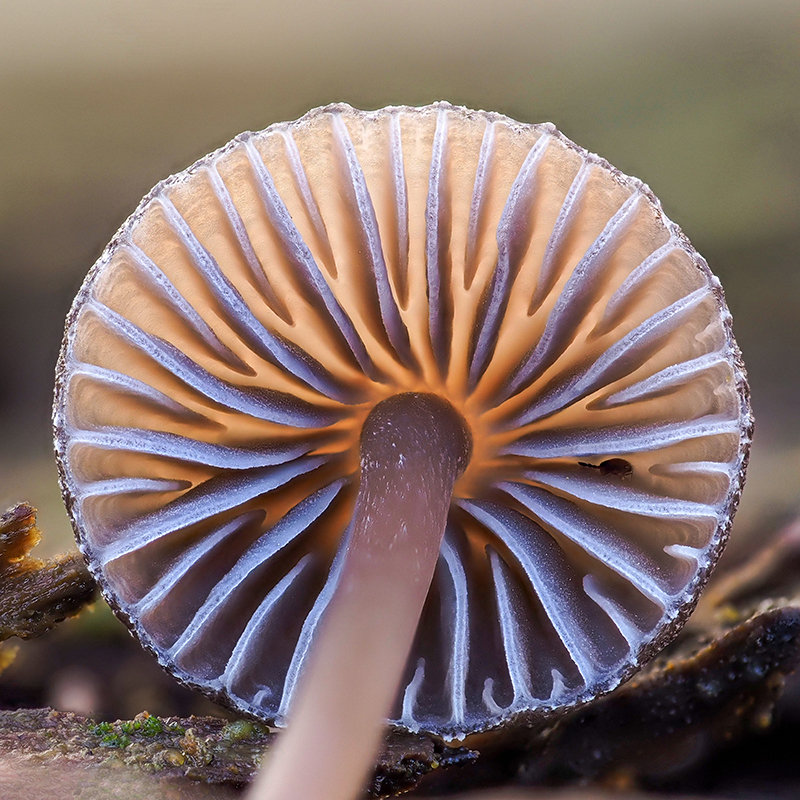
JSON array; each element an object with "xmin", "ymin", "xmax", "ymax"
[{"xmin": 53, "ymin": 103, "xmax": 752, "ymax": 799}]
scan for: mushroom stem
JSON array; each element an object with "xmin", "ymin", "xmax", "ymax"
[{"xmin": 249, "ymin": 392, "xmax": 471, "ymax": 800}]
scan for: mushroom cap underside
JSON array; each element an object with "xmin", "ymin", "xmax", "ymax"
[{"xmin": 53, "ymin": 103, "xmax": 752, "ymax": 739}]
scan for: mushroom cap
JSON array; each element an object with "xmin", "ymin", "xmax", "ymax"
[{"xmin": 53, "ymin": 103, "xmax": 752, "ymax": 739}]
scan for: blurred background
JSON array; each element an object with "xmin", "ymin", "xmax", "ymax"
[{"xmin": 0, "ymin": 0, "xmax": 798, "ymax": 725}]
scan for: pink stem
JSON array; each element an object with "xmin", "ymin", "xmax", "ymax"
[{"xmin": 249, "ymin": 393, "xmax": 471, "ymax": 800}]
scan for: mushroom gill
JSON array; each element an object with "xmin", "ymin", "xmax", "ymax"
[{"xmin": 54, "ymin": 103, "xmax": 752, "ymax": 750}]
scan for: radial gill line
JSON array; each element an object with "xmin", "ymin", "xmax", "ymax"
[
  {"xmin": 664, "ymin": 543, "xmax": 704, "ymax": 565},
  {"xmin": 389, "ymin": 112, "xmax": 410, "ymax": 309},
  {"xmin": 582, "ymin": 575, "xmax": 645, "ymax": 653},
  {"xmin": 157, "ymin": 195, "xmax": 350, "ymax": 403},
  {"xmin": 222, "ymin": 555, "xmax": 314, "ymax": 696},
  {"xmin": 204, "ymin": 162, "xmax": 292, "ymax": 323},
  {"xmin": 280, "ymin": 130, "xmax": 335, "ymax": 268},
  {"xmin": 509, "ymin": 414, "xmax": 741, "ymax": 460},
  {"xmin": 523, "ymin": 469, "xmax": 718, "ymax": 520},
  {"xmin": 123, "ymin": 241, "xmax": 242, "ymax": 370},
  {"xmin": 512, "ymin": 285, "xmax": 713, "ymax": 426},
  {"xmin": 167, "ymin": 484, "xmax": 342, "ymax": 659},
  {"xmin": 70, "ymin": 363, "xmax": 206, "ymax": 421},
  {"xmin": 242, "ymin": 136, "xmax": 378, "ymax": 380},
  {"xmin": 528, "ymin": 161, "xmax": 593, "ymax": 315},
  {"xmin": 399, "ymin": 659, "xmax": 426, "ymax": 730},
  {"xmin": 469, "ymin": 132, "xmax": 552, "ymax": 390},
  {"xmin": 426, "ymin": 108, "xmax": 452, "ymax": 376},
  {"xmin": 440, "ymin": 532, "xmax": 469, "ymax": 727},
  {"xmin": 77, "ymin": 476, "xmax": 186, "ymax": 503},
  {"xmin": 499, "ymin": 481, "xmax": 672, "ymax": 607},
  {"xmin": 505, "ymin": 191, "xmax": 643, "ymax": 400},
  {"xmin": 467, "ymin": 502, "xmax": 600, "ymax": 686},
  {"xmin": 132, "ymin": 510, "xmax": 265, "ymax": 616},
  {"xmin": 487, "ymin": 549, "xmax": 534, "ymax": 706},
  {"xmin": 654, "ymin": 459, "xmax": 734, "ymax": 477},
  {"xmin": 330, "ymin": 113, "xmax": 413, "ymax": 368},
  {"xmin": 278, "ymin": 524, "xmax": 351, "ymax": 721},
  {"xmin": 599, "ymin": 350, "xmax": 729, "ymax": 408},
  {"xmin": 86, "ymin": 300, "xmax": 337, "ymax": 428},
  {"xmin": 464, "ymin": 120, "xmax": 496, "ymax": 289},
  {"xmin": 70, "ymin": 427, "xmax": 310, "ymax": 469},
  {"xmin": 103, "ymin": 457, "xmax": 329, "ymax": 564},
  {"xmin": 595, "ymin": 239, "xmax": 680, "ymax": 335}
]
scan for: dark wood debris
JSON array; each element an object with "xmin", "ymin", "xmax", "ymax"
[
  {"xmin": 514, "ymin": 606, "xmax": 800, "ymax": 787},
  {"xmin": 0, "ymin": 502, "xmax": 96, "ymax": 646}
]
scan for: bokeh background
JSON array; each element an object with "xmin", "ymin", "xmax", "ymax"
[{"xmin": 0, "ymin": 0, "xmax": 799, "ymax": 725}]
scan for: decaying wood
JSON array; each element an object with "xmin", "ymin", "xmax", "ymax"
[
  {"xmin": 0, "ymin": 503, "xmax": 96, "ymax": 647},
  {"xmin": 0, "ymin": 707, "xmax": 475, "ymax": 796}
]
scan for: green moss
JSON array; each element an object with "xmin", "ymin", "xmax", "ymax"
[
  {"xmin": 87, "ymin": 714, "xmax": 186, "ymax": 751},
  {"xmin": 90, "ymin": 721, "xmax": 113, "ymax": 736},
  {"xmin": 120, "ymin": 715, "xmax": 164, "ymax": 737},
  {"xmin": 99, "ymin": 731, "xmax": 131, "ymax": 749},
  {"xmin": 221, "ymin": 719, "xmax": 257, "ymax": 742}
]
